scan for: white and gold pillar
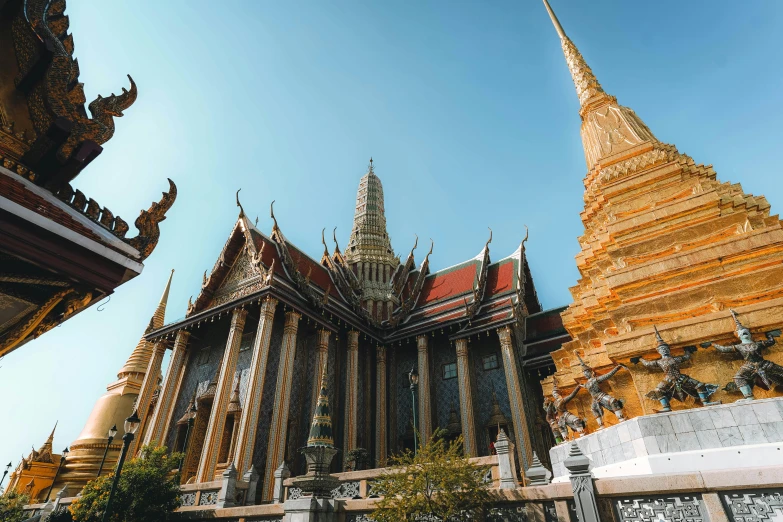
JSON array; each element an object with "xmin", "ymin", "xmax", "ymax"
[
  {"xmin": 376, "ymin": 345, "xmax": 388, "ymax": 466},
  {"xmin": 261, "ymin": 311, "xmax": 301, "ymax": 500},
  {"xmin": 455, "ymin": 338, "xmax": 478, "ymax": 457},
  {"xmin": 497, "ymin": 326, "xmax": 532, "ymax": 469},
  {"xmin": 343, "ymin": 331, "xmax": 360, "ymax": 455},
  {"xmin": 143, "ymin": 330, "xmax": 191, "ymax": 448},
  {"xmin": 416, "ymin": 335, "xmax": 433, "ymax": 442},
  {"xmin": 129, "ymin": 341, "xmax": 167, "ymax": 456},
  {"xmin": 233, "ymin": 297, "xmax": 278, "ymax": 476},
  {"xmin": 196, "ymin": 308, "xmax": 248, "ymax": 482}
]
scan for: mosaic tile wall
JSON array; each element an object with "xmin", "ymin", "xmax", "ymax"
[
  {"xmin": 432, "ymin": 337, "xmax": 460, "ymax": 432},
  {"xmin": 249, "ymin": 309, "xmax": 285, "ymax": 487},
  {"xmin": 165, "ymin": 315, "xmax": 233, "ymax": 451},
  {"xmin": 472, "ymin": 337, "xmax": 514, "ymax": 457},
  {"xmin": 394, "ymin": 345, "xmax": 417, "ymax": 448}
]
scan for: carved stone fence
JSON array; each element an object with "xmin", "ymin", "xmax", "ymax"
[{"xmin": 282, "ymin": 455, "xmax": 501, "ymax": 502}]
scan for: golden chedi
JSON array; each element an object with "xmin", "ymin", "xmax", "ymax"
[
  {"xmin": 541, "ymin": 0, "xmax": 783, "ymax": 428},
  {"xmin": 55, "ymin": 271, "xmax": 174, "ymax": 490}
]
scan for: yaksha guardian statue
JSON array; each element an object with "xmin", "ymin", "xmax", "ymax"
[
  {"xmin": 551, "ymin": 377, "xmax": 586, "ymax": 438},
  {"xmin": 631, "ymin": 326, "xmax": 718, "ymax": 412},
  {"xmin": 574, "ymin": 352, "xmax": 627, "ymax": 428},
  {"xmin": 701, "ymin": 309, "xmax": 782, "ymax": 402},
  {"xmin": 543, "ymin": 397, "xmax": 566, "ymax": 444}
]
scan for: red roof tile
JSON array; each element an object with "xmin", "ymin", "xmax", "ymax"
[
  {"xmin": 418, "ymin": 262, "xmax": 477, "ymax": 305},
  {"xmin": 486, "ymin": 260, "xmax": 515, "ymax": 297}
]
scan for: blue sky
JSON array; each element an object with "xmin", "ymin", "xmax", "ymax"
[{"xmin": 2, "ymin": 0, "xmax": 783, "ymax": 472}]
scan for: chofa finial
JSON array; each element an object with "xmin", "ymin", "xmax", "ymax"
[{"xmin": 236, "ymin": 189, "xmax": 244, "ymax": 217}]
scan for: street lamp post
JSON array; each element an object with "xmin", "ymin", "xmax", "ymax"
[
  {"xmin": 0, "ymin": 461, "xmax": 11, "ymax": 491},
  {"xmin": 409, "ymin": 367, "xmax": 419, "ymax": 455},
  {"xmin": 102, "ymin": 411, "xmax": 141, "ymax": 522},
  {"xmin": 44, "ymin": 448, "xmax": 69, "ymax": 502},
  {"xmin": 97, "ymin": 425, "xmax": 118, "ymax": 477},
  {"xmin": 179, "ymin": 401, "xmax": 197, "ymax": 476}
]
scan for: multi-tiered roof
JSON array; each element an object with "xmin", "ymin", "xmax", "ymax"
[{"xmin": 148, "ymin": 163, "xmax": 541, "ymax": 345}]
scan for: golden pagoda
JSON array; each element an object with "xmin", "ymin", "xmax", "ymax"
[
  {"xmin": 542, "ymin": 0, "xmax": 783, "ymax": 426},
  {"xmin": 54, "ymin": 271, "xmax": 174, "ymax": 489}
]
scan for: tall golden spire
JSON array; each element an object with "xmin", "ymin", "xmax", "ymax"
[
  {"xmin": 118, "ymin": 269, "xmax": 174, "ymax": 379},
  {"xmin": 542, "ymin": 0, "xmax": 605, "ymax": 108}
]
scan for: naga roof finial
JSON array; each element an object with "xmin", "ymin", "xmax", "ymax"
[
  {"xmin": 426, "ymin": 238, "xmax": 434, "ymax": 258},
  {"xmin": 522, "ymin": 225, "xmax": 529, "ymax": 247},
  {"xmin": 321, "ymin": 228, "xmax": 329, "ymax": 258},
  {"xmin": 486, "ymin": 227, "xmax": 493, "ymax": 250},
  {"xmin": 333, "ymin": 227, "xmax": 341, "ymax": 252},
  {"xmin": 270, "ymin": 200, "xmax": 279, "ymax": 233},
  {"xmin": 236, "ymin": 189, "xmax": 245, "ymax": 217},
  {"xmin": 410, "ymin": 235, "xmax": 418, "ymax": 256}
]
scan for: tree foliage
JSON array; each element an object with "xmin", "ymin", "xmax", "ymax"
[
  {"xmin": 0, "ymin": 490, "xmax": 30, "ymax": 522},
  {"xmin": 69, "ymin": 445, "xmax": 183, "ymax": 522},
  {"xmin": 370, "ymin": 431, "xmax": 492, "ymax": 522}
]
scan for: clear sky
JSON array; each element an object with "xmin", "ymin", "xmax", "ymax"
[{"xmin": 2, "ymin": 0, "xmax": 783, "ymax": 473}]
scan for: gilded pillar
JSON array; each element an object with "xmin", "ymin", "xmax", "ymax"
[
  {"xmin": 497, "ymin": 326, "xmax": 532, "ymax": 470},
  {"xmin": 261, "ymin": 311, "xmax": 301, "ymax": 500},
  {"xmin": 143, "ymin": 331, "xmax": 190, "ymax": 448},
  {"xmin": 455, "ymin": 338, "xmax": 478, "ymax": 457},
  {"xmin": 343, "ymin": 331, "xmax": 360, "ymax": 455},
  {"xmin": 196, "ymin": 308, "xmax": 248, "ymax": 482},
  {"xmin": 310, "ymin": 330, "xmax": 331, "ymax": 419},
  {"xmin": 416, "ymin": 335, "xmax": 433, "ymax": 442},
  {"xmin": 129, "ymin": 341, "xmax": 167, "ymax": 456},
  {"xmin": 233, "ymin": 297, "xmax": 278, "ymax": 477},
  {"xmin": 376, "ymin": 345, "xmax": 387, "ymax": 466}
]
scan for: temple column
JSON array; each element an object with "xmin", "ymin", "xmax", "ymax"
[
  {"xmin": 233, "ymin": 297, "xmax": 278, "ymax": 477},
  {"xmin": 261, "ymin": 311, "xmax": 301, "ymax": 500},
  {"xmin": 143, "ymin": 330, "xmax": 191, "ymax": 448},
  {"xmin": 416, "ymin": 335, "xmax": 433, "ymax": 442},
  {"xmin": 128, "ymin": 341, "xmax": 167, "ymax": 456},
  {"xmin": 196, "ymin": 308, "xmax": 248, "ymax": 482},
  {"xmin": 310, "ymin": 330, "xmax": 331, "ymax": 419},
  {"xmin": 376, "ymin": 345, "xmax": 387, "ymax": 466},
  {"xmin": 455, "ymin": 338, "xmax": 478, "ymax": 457},
  {"xmin": 343, "ymin": 331, "xmax": 360, "ymax": 456},
  {"xmin": 497, "ymin": 326, "xmax": 533, "ymax": 470}
]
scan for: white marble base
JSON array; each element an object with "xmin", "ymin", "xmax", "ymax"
[{"xmin": 549, "ymin": 396, "xmax": 783, "ymax": 480}]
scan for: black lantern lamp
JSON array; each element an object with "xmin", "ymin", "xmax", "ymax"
[
  {"xmin": 408, "ymin": 367, "xmax": 420, "ymax": 455},
  {"xmin": 44, "ymin": 447, "xmax": 69, "ymax": 502},
  {"xmin": 102, "ymin": 411, "xmax": 141, "ymax": 522},
  {"xmin": 97, "ymin": 424, "xmax": 118, "ymax": 477},
  {"xmin": 0, "ymin": 461, "xmax": 12, "ymax": 491}
]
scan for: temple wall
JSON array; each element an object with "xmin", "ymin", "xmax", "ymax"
[
  {"xmin": 393, "ymin": 346, "xmax": 417, "ymax": 449},
  {"xmin": 165, "ymin": 316, "xmax": 233, "ymax": 451},
  {"xmin": 431, "ymin": 337, "xmax": 460, "ymax": 431},
  {"xmin": 247, "ymin": 310, "xmax": 285, "ymax": 485},
  {"xmin": 472, "ymin": 338, "xmax": 514, "ymax": 456}
]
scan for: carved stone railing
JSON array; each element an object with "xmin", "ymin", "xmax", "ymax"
[{"xmin": 282, "ymin": 455, "xmax": 500, "ymax": 502}]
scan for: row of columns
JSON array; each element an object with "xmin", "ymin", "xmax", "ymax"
[{"xmin": 137, "ymin": 302, "xmax": 533, "ymax": 500}]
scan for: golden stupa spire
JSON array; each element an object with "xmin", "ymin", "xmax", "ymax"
[
  {"xmin": 117, "ymin": 269, "xmax": 174, "ymax": 379},
  {"xmin": 542, "ymin": 0, "xmax": 606, "ymax": 108}
]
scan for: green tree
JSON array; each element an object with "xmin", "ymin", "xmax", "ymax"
[
  {"xmin": 0, "ymin": 490, "xmax": 30, "ymax": 522},
  {"xmin": 370, "ymin": 431, "xmax": 492, "ymax": 522},
  {"xmin": 69, "ymin": 445, "xmax": 182, "ymax": 522}
]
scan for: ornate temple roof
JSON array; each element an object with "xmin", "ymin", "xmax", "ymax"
[
  {"xmin": 0, "ymin": 0, "xmax": 175, "ymax": 357},
  {"xmin": 146, "ymin": 194, "xmax": 542, "ymax": 346}
]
